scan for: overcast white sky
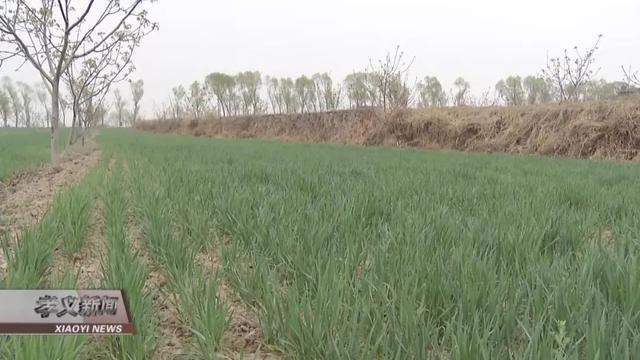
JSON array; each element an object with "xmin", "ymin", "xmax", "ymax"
[{"xmin": 2, "ymin": 0, "xmax": 639, "ymax": 117}]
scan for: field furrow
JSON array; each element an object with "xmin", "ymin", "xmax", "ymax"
[
  {"xmin": 200, "ymin": 245, "xmax": 279, "ymax": 359},
  {"xmin": 0, "ymin": 141, "xmax": 100, "ymax": 277}
]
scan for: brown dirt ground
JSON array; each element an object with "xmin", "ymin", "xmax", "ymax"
[{"xmin": 0, "ymin": 140, "xmax": 101, "ymax": 278}]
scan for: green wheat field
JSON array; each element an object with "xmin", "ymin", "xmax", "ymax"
[{"xmin": 1, "ymin": 128, "xmax": 640, "ymax": 359}]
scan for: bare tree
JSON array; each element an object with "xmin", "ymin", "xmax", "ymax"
[
  {"xmin": 368, "ymin": 46, "xmax": 414, "ymax": 111},
  {"xmin": 35, "ymin": 83, "xmax": 50, "ymax": 126},
  {"xmin": 622, "ymin": 66, "xmax": 640, "ymax": 88},
  {"xmin": 236, "ymin": 71, "xmax": 262, "ymax": 115},
  {"xmin": 416, "ymin": 76, "xmax": 447, "ymax": 107},
  {"xmin": 453, "ymin": 77, "xmax": 470, "ymax": 106},
  {"xmin": 495, "ymin": 76, "xmax": 524, "ymax": 106},
  {"xmin": 313, "ymin": 73, "xmax": 341, "ymax": 111},
  {"xmin": 2, "ymin": 77, "xmax": 21, "ymax": 127},
  {"xmin": 64, "ymin": 60, "xmax": 112, "ymax": 143},
  {"xmin": 96, "ymin": 101, "xmax": 109, "ymax": 127},
  {"xmin": 60, "ymin": 10, "xmax": 150, "ymax": 144},
  {"xmin": 205, "ymin": 73, "xmax": 237, "ymax": 117},
  {"xmin": 152, "ymin": 100, "xmax": 170, "ymax": 121},
  {"xmin": 64, "ymin": 32, "xmax": 135, "ymax": 145},
  {"xmin": 265, "ymin": 76, "xmax": 281, "ymax": 114},
  {"xmin": 0, "ymin": 0, "xmax": 156, "ymax": 163},
  {"xmin": 294, "ymin": 75, "xmax": 316, "ymax": 113},
  {"xmin": 542, "ymin": 35, "xmax": 603, "ymax": 102},
  {"xmin": 387, "ymin": 76, "xmax": 413, "ymax": 109},
  {"xmin": 523, "ymin": 76, "xmax": 552, "ymax": 104},
  {"xmin": 130, "ymin": 79, "xmax": 144, "ymax": 125},
  {"xmin": 113, "ymin": 89, "xmax": 127, "ymax": 127},
  {"xmin": 344, "ymin": 72, "xmax": 372, "ymax": 108},
  {"xmin": 187, "ymin": 81, "xmax": 206, "ymax": 120},
  {"xmin": 577, "ymin": 79, "xmax": 622, "ymax": 101},
  {"xmin": 170, "ymin": 85, "xmax": 186, "ymax": 119},
  {"xmin": 278, "ymin": 78, "xmax": 297, "ymax": 114},
  {"xmin": 16, "ymin": 81, "xmax": 33, "ymax": 127},
  {"xmin": 59, "ymin": 97, "xmax": 69, "ymax": 128},
  {"xmin": 475, "ymin": 87, "xmax": 499, "ymax": 107}
]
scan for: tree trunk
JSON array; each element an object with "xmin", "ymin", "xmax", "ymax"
[
  {"xmin": 80, "ymin": 110, "xmax": 85, "ymax": 147},
  {"xmin": 50, "ymin": 85, "xmax": 60, "ymax": 165},
  {"xmin": 132, "ymin": 106, "xmax": 138, "ymax": 126},
  {"xmin": 68, "ymin": 100, "xmax": 78, "ymax": 146}
]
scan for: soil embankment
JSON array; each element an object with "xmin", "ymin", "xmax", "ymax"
[{"xmin": 139, "ymin": 98, "xmax": 640, "ymax": 161}]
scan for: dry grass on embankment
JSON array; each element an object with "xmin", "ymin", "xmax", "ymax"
[{"xmin": 138, "ymin": 97, "xmax": 640, "ymax": 161}]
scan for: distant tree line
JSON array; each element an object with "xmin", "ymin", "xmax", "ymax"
[
  {"xmin": 155, "ymin": 40, "xmax": 638, "ymax": 120},
  {"xmin": 0, "ymin": 75, "xmax": 146, "ymax": 133},
  {"xmin": 3, "ymin": 34, "xmax": 639, "ymax": 129},
  {"xmin": 155, "ymin": 71, "xmax": 635, "ymax": 120},
  {"xmin": 0, "ymin": 77, "xmax": 50, "ymax": 129},
  {"xmin": 493, "ymin": 75, "xmax": 630, "ymax": 106}
]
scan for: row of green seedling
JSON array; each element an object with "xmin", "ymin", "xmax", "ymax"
[
  {"xmin": 0, "ymin": 170, "xmax": 97, "ymax": 359},
  {"xmin": 99, "ymin": 166, "xmax": 156, "ymax": 359},
  {"xmin": 128, "ymin": 159, "xmax": 228, "ymax": 359},
  {"xmin": 211, "ymin": 160, "xmax": 640, "ymax": 358}
]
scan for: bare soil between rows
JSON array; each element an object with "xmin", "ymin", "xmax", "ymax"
[{"xmin": 0, "ymin": 141, "xmax": 101, "ymax": 276}]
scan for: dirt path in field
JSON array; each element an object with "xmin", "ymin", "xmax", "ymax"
[
  {"xmin": 199, "ymin": 247, "xmax": 281, "ymax": 359},
  {"xmin": 0, "ymin": 139, "xmax": 101, "ymax": 278}
]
